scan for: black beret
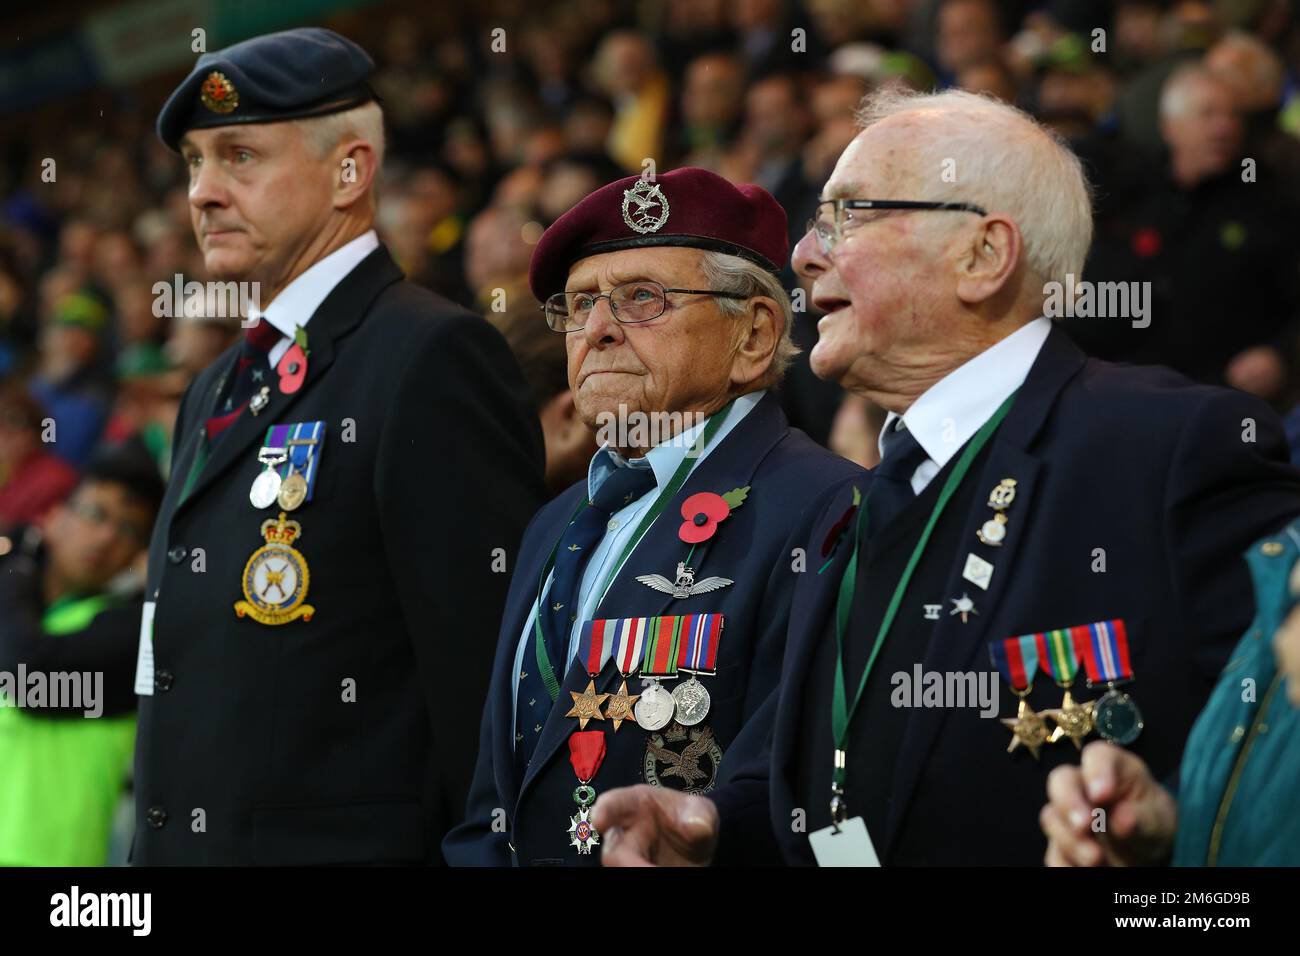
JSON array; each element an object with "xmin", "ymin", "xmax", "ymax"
[{"xmin": 156, "ymin": 27, "xmax": 376, "ymax": 152}]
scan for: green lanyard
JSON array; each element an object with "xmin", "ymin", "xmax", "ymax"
[
  {"xmin": 829, "ymin": 391, "xmax": 1017, "ymax": 824},
  {"xmin": 531, "ymin": 400, "xmax": 735, "ymax": 701}
]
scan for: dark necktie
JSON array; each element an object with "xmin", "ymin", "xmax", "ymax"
[
  {"xmin": 867, "ymin": 418, "xmax": 930, "ymax": 532},
  {"xmin": 204, "ymin": 320, "xmax": 284, "ymax": 443},
  {"xmin": 514, "ymin": 464, "xmax": 657, "ymax": 775}
]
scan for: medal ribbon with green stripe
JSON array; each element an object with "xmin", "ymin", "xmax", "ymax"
[{"xmin": 1038, "ymin": 628, "xmax": 1081, "ymax": 688}]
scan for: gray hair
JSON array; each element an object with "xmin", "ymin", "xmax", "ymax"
[
  {"xmin": 698, "ymin": 250, "xmax": 800, "ymax": 387},
  {"xmin": 1159, "ymin": 64, "xmax": 1227, "ymax": 119},
  {"xmin": 297, "ymin": 101, "xmax": 386, "ymax": 192},
  {"xmin": 853, "ymin": 87, "xmax": 1093, "ymax": 289}
]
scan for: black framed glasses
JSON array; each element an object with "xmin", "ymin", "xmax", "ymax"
[
  {"xmin": 806, "ymin": 198, "xmax": 988, "ymax": 254},
  {"xmin": 542, "ymin": 279, "xmax": 749, "ymax": 333}
]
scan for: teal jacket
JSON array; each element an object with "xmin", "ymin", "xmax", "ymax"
[{"xmin": 1173, "ymin": 522, "xmax": 1300, "ymax": 866}]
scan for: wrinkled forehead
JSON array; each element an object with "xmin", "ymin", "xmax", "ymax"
[
  {"xmin": 821, "ymin": 120, "xmax": 926, "ymax": 201},
  {"xmin": 564, "ymin": 246, "xmax": 706, "ymax": 292}
]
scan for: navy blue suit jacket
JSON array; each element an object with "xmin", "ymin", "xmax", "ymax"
[
  {"xmin": 716, "ymin": 327, "xmax": 1300, "ymax": 865},
  {"xmin": 443, "ymin": 391, "xmax": 864, "ymax": 865}
]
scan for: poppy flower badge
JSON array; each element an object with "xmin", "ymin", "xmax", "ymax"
[
  {"xmin": 277, "ymin": 326, "xmax": 310, "ymax": 395},
  {"xmin": 678, "ymin": 486, "xmax": 749, "ymax": 544}
]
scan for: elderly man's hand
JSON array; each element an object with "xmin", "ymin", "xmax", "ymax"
[
  {"xmin": 592, "ymin": 784, "xmax": 718, "ymax": 866},
  {"xmin": 1225, "ymin": 344, "xmax": 1286, "ymax": 400},
  {"xmin": 1274, "ymin": 602, "xmax": 1300, "ymax": 707},
  {"xmin": 1040, "ymin": 741, "xmax": 1177, "ymax": 866}
]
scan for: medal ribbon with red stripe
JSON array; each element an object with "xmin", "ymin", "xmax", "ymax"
[
  {"xmin": 1076, "ymin": 619, "xmax": 1133, "ymax": 684},
  {"xmin": 641, "ymin": 615, "xmax": 685, "ymax": 678},
  {"xmin": 989, "ymin": 633, "xmax": 1042, "ymax": 694},
  {"xmin": 576, "ymin": 619, "xmax": 616, "ymax": 676},
  {"xmin": 680, "ymin": 612, "xmax": 723, "ymax": 675}
]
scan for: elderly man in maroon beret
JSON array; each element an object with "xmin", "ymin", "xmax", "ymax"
[{"xmin": 443, "ymin": 167, "xmax": 863, "ymax": 865}]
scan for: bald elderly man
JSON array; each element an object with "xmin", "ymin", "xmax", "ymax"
[
  {"xmin": 442, "ymin": 168, "xmax": 863, "ymax": 866},
  {"xmin": 135, "ymin": 28, "xmax": 543, "ymax": 865},
  {"xmin": 594, "ymin": 89, "xmax": 1300, "ymax": 866}
]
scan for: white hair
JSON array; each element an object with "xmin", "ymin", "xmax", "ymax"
[
  {"xmin": 297, "ymin": 101, "xmax": 386, "ymax": 188},
  {"xmin": 698, "ymin": 250, "xmax": 800, "ymax": 387},
  {"xmin": 854, "ymin": 87, "xmax": 1093, "ymax": 288},
  {"xmin": 1159, "ymin": 64, "xmax": 1226, "ymax": 119}
]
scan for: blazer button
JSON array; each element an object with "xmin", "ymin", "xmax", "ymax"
[
  {"xmin": 154, "ymin": 669, "xmax": 174, "ymax": 692},
  {"xmin": 146, "ymin": 806, "xmax": 167, "ymax": 829},
  {"xmin": 167, "ymin": 546, "xmax": 187, "ymax": 564}
]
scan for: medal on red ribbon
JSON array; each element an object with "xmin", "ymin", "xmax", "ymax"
[
  {"xmin": 604, "ymin": 618, "xmax": 647, "ymax": 731},
  {"xmin": 1077, "ymin": 619, "xmax": 1143, "ymax": 745},
  {"xmin": 670, "ymin": 613, "xmax": 723, "ymax": 726},
  {"xmin": 634, "ymin": 615, "xmax": 685, "ymax": 731},
  {"xmin": 567, "ymin": 730, "xmax": 607, "ymax": 854},
  {"xmin": 989, "ymin": 634, "xmax": 1049, "ymax": 758}
]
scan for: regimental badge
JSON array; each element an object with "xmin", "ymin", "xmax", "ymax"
[
  {"xmin": 200, "ymin": 71, "xmax": 239, "ymax": 114},
  {"xmin": 636, "ymin": 561, "xmax": 733, "ymax": 598},
  {"xmin": 233, "ymin": 512, "xmax": 315, "ymax": 625},
  {"xmin": 643, "ymin": 722, "xmax": 723, "ymax": 795},
  {"xmin": 621, "ymin": 179, "xmax": 669, "ymax": 234}
]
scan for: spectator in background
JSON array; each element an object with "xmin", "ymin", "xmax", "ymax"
[
  {"xmin": 591, "ymin": 31, "xmax": 672, "ymax": 172},
  {"xmin": 935, "ymin": 0, "xmax": 1007, "ymax": 85},
  {"xmin": 165, "ymin": 311, "xmax": 238, "ymax": 380},
  {"xmin": 0, "ymin": 443, "xmax": 163, "ymax": 867},
  {"xmin": 487, "ymin": 300, "xmax": 596, "ymax": 496},
  {"xmin": 1205, "ymin": 29, "xmax": 1300, "ymax": 207},
  {"xmin": 103, "ymin": 343, "xmax": 187, "ymax": 477},
  {"xmin": 0, "ymin": 386, "xmax": 77, "ymax": 535},
  {"xmin": 674, "ymin": 51, "xmax": 747, "ymax": 169},
  {"xmin": 28, "ymin": 290, "xmax": 112, "ymax": 468},
  {"xmin": 1072, "ymin": 64, "xmax": 1300, "ymax": 403}
]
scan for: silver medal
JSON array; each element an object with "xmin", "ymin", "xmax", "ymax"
[
  {"xmin": 249, "ymin": 468, "xmax": 282, "ymax": 509},
  {"xmin": 671, "ymin": 675, "xmax": 711, "ymax": 726},
  {"xmin": 634, "ymin": 679, "xmax": 675, "ymax": 731}
]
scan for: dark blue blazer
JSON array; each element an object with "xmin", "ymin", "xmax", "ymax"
[
  {"xmin": 717, "ymin": 327, "xmax": 1300, "ymax": 865},
  {"xmin": 443, "ymin": 391, "xmax": 864, "ymax": 865}
]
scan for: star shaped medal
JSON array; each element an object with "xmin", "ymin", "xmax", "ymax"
[
  {"xmin": 568, "ymin": 621, "xmax": 616, "ymax": 729},
  {"xmin": 990, "ymin": 633, "xmax": 1049, "ymax": 760},
  {"xmin": 1038, "ymin": 628, "xmax": 1095, "ymax": 750},
  {"xmin": 566, "ymin": 680, "xmax": 609, "ymax": 730},
  {"xmin": 605, "ymin": 680, "xmax": 640, "ymax": 731}
]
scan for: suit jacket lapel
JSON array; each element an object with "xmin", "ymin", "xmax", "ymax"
[
  {"xmin": 176, "ymin": 246, "xmax": 403, "ymax": 514},
  {"xmin": 516, "ymin": 392, "xmax": 788, "ymax": 800},
  {"xmin": 494, "ymin": 496, "xmax": 578, "ymax": 806},
  {"xmin": 881, "ymin": 325, "xmax": 1086, "ymax": 855}
]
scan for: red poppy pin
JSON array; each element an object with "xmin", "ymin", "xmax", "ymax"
[
  {"xmin": 820, "ymin": 486, "xmax": 862, "ymax": 558},
  {"xmin": 277, "ymin": 326, "xmax": 309, "ymax": 394},
  {"xmin": 678, "ymin": 486, "xmax": 749, "ymax": 544}
]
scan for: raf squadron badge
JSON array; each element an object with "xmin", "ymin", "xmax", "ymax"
[
  {"xmin": 233, "ymin": 512, "xmax": 315, "ymax": 626},
  {"xmin": 643, "ymin": 723, "xmax": 723, "ymax": 794}
]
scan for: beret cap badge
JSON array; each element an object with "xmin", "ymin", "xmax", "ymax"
[
  {"xmin": 621, "ymin": 179, "xmax": 669, "ymax": 234},
  {"xmin": 199, "ymin": 71, "xmax": 239, "ymax": 114}
]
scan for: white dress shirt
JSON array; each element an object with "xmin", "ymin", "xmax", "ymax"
[
  {"xmin": 878, "ymin": 317, "xmax": 1051, "ymax": 494},
  {"xmin": 246, "ymin": 229, "xmax": 380, "ymax": 367}
]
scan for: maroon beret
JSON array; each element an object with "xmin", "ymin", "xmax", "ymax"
[{"xmin": 528, "ymin": 167, "xmax": 789, "ymax": 301}]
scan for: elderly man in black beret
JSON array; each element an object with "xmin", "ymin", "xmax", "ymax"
[
  {"xmin": 134, "ymin": 27, "xmax": 545, "ymax": 865},
  {"xmin": 442, "ymin": 167, "xmax": 863, "ymax": 865}
]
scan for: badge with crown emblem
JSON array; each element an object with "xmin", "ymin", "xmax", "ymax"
[
  {"xmin": 233, "ymin": 512, "xmax": 315, "ymax": 625},
  {"xmin": 621, "ymin": 179, "xmax": 669, "ymax": 234},
  {"xmin": 200, "ymin": 71, "xmax": 239, "ymax": 114}
]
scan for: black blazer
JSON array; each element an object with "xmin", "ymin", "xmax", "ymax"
[
  {"xmin": 443, "ymin": 392, "xmax": 864, "ymax": 865},
  {"xmin": 132, "ymin": 245, "xmax": 545, "ymax": 865},
  {"xmin": 718, "ymin": 326, "xmax": 1300, "ymax": 865}
]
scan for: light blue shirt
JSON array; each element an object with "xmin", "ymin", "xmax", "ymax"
[{"xmin": 509, "ymin": 390, "xmax": 764, "ymax": 744}]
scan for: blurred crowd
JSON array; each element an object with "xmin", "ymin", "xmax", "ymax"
[{"xmin": 2, "ymin": 0, "xmax": 1300, "ymax": 547}]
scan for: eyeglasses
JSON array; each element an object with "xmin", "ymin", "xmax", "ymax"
[
  {"xmin": 806, "ymin": 198, "xmax": 988, "ymax": 255},
  {"xmin": 67, "ymin": 497, "xmax": 150, "ymax": 548},
  {"xmin": 542, "ymin": 279, "xmax": 749, "ymax": 333}
]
